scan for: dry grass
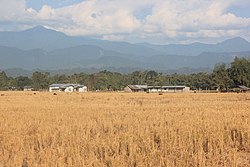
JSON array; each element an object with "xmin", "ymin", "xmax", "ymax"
[{"xmin": 0, "ymin": 92, "xmax": 249, "ymax": 167}]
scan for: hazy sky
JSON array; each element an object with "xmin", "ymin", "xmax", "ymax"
[{"xmin": 0, "ymin": 0, "xmax": 250, "ymax": 44}]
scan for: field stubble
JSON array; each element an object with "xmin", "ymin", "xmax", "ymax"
[{"xmin": 0, "ymin": 92, "xmax": 249, "ymax": 167}]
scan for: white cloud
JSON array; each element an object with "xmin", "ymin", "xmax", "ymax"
[
  {"xmin": 34, "ymin": 0, "xmax": 142, "ymax": 35},
  {"xmin": 0, "ymin": 0, "xmax": 250, "ymax": 43},
  {"xmin": 37, "ymin": 5, "xmax": 56, "ymax": 20},
  {"xmin": 102, "ymin": 34, "xmax": 125, "ymax": 41},
  {"xmin": 140, "ymin": 0, "xmax": 250, "ymax": 41},
  {"xmin": 0, "ymin": 0, "xmax": 27, "ymax": 20}
]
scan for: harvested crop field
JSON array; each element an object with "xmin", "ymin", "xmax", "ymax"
[{"xmin": 0, "ymin": 92, "xmax": 250, "ymax": 167}]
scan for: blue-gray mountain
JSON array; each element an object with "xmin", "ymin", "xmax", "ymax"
[{"xmin": 0, "ymin": 26, "xmax": 250, "ymax": 72}]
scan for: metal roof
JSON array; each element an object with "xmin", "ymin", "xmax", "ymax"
[
  {"xmin": 238, "ymin": 85, "xmax": 250, "ymax": 90},
  {"xmin": 128, "ymin": 85, "xmax": 188, "ymax": 90},
  {"xmin": 161, "ymin": 86, "xmax": 186, "ymax": 89},
  {"xmin": 128, "ymin": 85, "xmax": 148, "ymax": 90},
  {"xmin": 49, "ymin": 84, "xmax": 65, "ymax": 87},
  {"xmin": 23, "ymin": 86, "xmax": 33, "ymax": 89}
]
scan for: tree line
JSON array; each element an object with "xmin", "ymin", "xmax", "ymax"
[{"xmin": 0, "ymin": 57, "xmax": 249, "ymax": 91}]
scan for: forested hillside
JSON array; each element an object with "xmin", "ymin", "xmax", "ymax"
[
  {"xmin": 0, "ymin": 26, "xmax": 250, "ymax": 71},
  {"xmin": 1, "ymin": 57, "xmax": 249, "ymax": 91}
]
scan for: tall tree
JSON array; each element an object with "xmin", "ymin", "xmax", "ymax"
[
  {"xmin": 212, "ymin": 63, "xmax": 232, "ymax": 91},
  {"xmin": 145, "ymin": 70, "xmax": 158, "ymax": 85},
  {"xmin": 15, "ymin": 76, "xmax": 32, "ymax": 90},
  {"xmin": 229, "ymin": 57, "xmax": 250, "ymax": 87},
  {"xmin": 32, "ymin": 72, "xmax": 50, "ymax": 90},
  {"xmin": 0, "ymin": 71, "xmax": 9, "ymax": 90}
]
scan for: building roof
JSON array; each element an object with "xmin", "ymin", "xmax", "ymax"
[
  {"xmin": 23, "ymin": 86, "xmax": 33, "ymax": 89},
  {"xmin": 238, "ymin": 85, "xmax": 250, "ymax": 90},
  {"xmin": 49, "ymin": 84, "xmax": 65, "ymax": 87},
  {"xmin": 128, "ymin": 85, "xmax": 148, "ymax": 90},
  {"xmin": 127, "ymin": 85, "xmax": 188, "ymax": 90},
  {"xmin": 161, "ymin": 86, "xmax": 186, "ymax": 89}
]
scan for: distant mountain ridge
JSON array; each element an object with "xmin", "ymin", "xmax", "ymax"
[
  {"xmin": 0, "ymin": 26, "xmax": 250, "ymax": 72},
  {"xmin": 137, "ymin": 37, "xmax": 250, "ymax": 56},
  {"xmin": 1, "ymin": 26, "xmax": 250, "ymax": 56}
]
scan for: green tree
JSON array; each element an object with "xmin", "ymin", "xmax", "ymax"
[
  {"xmin": 189, "ymin": 72, "xmax": 212, "ymax": 90},
  {"xmin": 32, "ymin": 72, "xmax": 50, "ymax": 90},
  {"xmin": 145, "ymin": 70, "xmax": 158, "ymax": 85},
  {"xmin": 129, "ymin": 71, "xmax": 147, "ymax": 85},
  {"xmin": 88, "ymin": 74, "xmax": 96, "ymax": 91},
  {"xmin": 70, "ymin": 73, "xmax": 89, "ymax": 86},
  {"xmin": 0, "ymin": 71, "xmax": 9, "ymax": 90},
  {"xmin": 229, "ymin": 57, "xmax": 250, "ymax": 87},
  {"xmin": 51, "ymin": 74, "xmax": 70, "ymax": 84},
  {"xmin": 15, "ymin": 76, "xmax": 32, "ymax": 90},
  {"xmin": 212, "ymin": 63, "xmax": 232, "ymax": 91}
]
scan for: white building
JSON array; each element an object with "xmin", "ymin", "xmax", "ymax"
[{"xmin": 49, "ymin": 84, "xmax": 87, "ymax": 92}]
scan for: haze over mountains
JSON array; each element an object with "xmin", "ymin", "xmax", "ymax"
[{"xmin": 0, "ymin": 26, "xmax": 250, "ymax": 75}]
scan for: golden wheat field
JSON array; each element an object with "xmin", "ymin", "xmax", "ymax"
[{"xmin": 0, "ymin": 92, "xmax": 249, "ymax": 167}]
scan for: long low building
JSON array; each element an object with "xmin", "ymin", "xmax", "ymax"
[
  {"xmin": 124, "ymin": 85, "xmax": 190, "ymax": 93},
  {"xmin": 49, "ymin": 84, "xmax": 87, "ymax": 92}
]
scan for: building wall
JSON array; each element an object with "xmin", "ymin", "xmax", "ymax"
[
  {"xmin": 65, "ymin": 86, "xmax": 74, "ymax": 92},
  {"xmin": 149, "ymin": 88, "xmax": 161, "ymax": 93},
  {"xmin": 24, "ymin": 88, "xmax": 33, "ymax": 91},
  {"xmin": 49, "ymin": 87, "xmax": 60, "ymax": 92},
  {"xmin": 161, "ymin": 87, "xmax": 190, "ymax": 93},
  {"xmin": 183, "ymin": 87, "xmax": 190, "ymax": 92},
  {"xmin": 78, "ymin": 86, "xmax": 87, "ymax": 92}
]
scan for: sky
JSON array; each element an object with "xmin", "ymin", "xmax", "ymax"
[{"xmin": 0, "ymin": 0, "xmax": 250, "ymax": 44}]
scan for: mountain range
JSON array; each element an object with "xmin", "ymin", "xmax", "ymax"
[{"xmin": 0, "ymin": 26, "xmax": 250, "ymax": 75}]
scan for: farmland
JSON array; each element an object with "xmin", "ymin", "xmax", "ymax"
[{"xmin": 0, "ymin": 92, "xmax": 249, "ymax": 166}]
